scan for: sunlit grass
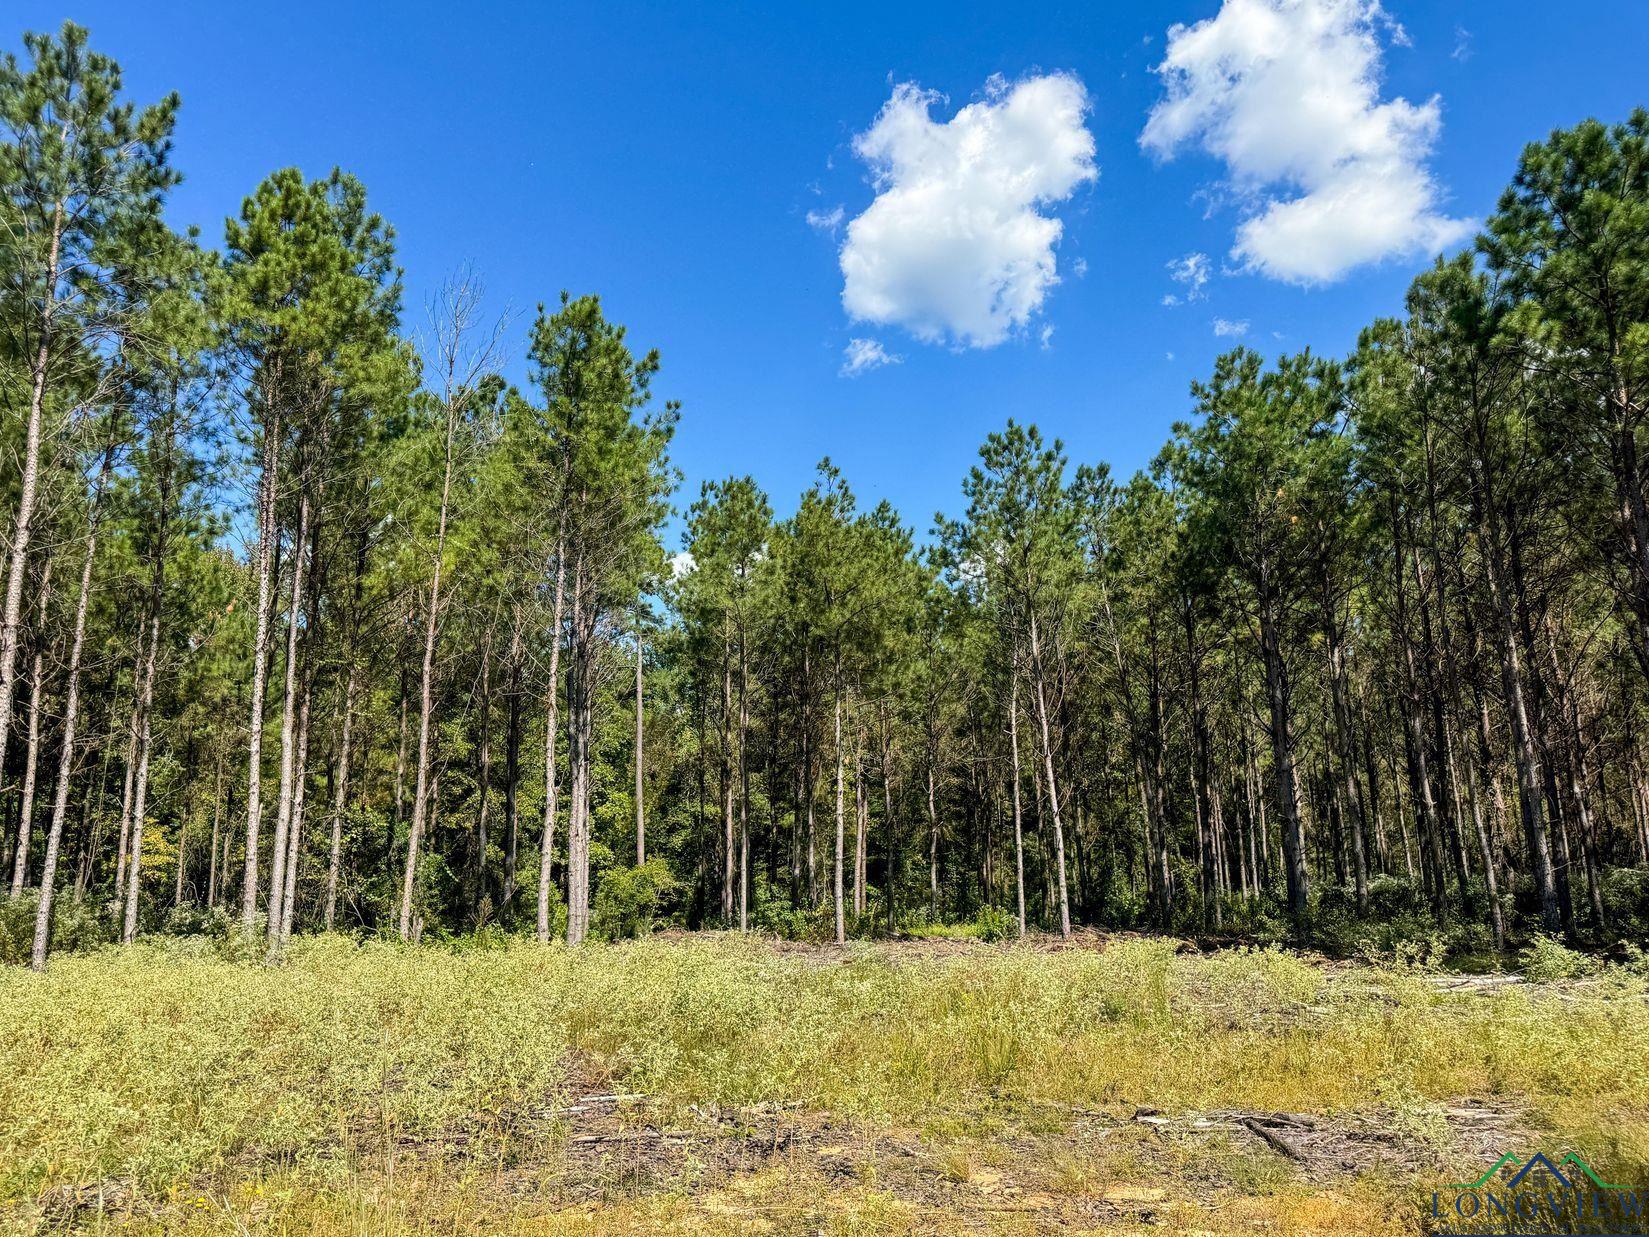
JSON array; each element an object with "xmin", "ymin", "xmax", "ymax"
[{"xmin": 1, "ymin": 933, "xmax": 1644, "ymax": 1230}]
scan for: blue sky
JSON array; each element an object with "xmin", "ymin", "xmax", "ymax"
[{"xmin": 15, "ymin": 2, "xmax": 1649, "ymax": 538}]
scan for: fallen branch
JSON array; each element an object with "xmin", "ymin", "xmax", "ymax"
[
  {"xmin": 569, "ymin": 1131, "xmax": 692, "ymax": 1146},
  {"xmin": 1428, "ymin": 974, "xmax": 1524, "ymax": 992},
  {"xmin": 1241, "ymin": 1117, "xmax": 1306, "ymax": 1161}
]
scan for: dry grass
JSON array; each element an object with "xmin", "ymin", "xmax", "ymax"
[{"xmin": 1, "ymin": 932, "xmax": 1645, "ymax": 1232}]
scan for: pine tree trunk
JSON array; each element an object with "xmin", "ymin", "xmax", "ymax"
[
  {"xmin": 115, "ymin": 643, "xmax": 142, "ymax": 898},
  {"xmin": 1256, "ymin": 576, "xmax": 1308, "ymax": 928},
  {"xmin": 473, "ymin": 635, "xmax": 493, "ymax": 922},
  {"xmin": 1360, "ymin": 699, "xmax": 1389, "ymax": 870},
  {"xmin": 0, "ymin": 205, "xmax": 64, "ymax": 807},
  {"xmin": 1009, "ymin": 671, "xmax": 1027, "ymax": 938},
  {"xmin": 736, "ymin": 633, "xmax": 748, "ymax": 931},
  {"xmin": 217, "ymin": 785, "xmax": 234, "ymax": 909},
  {"xmin": 73, "ymin": 733, "xmax": 112, "ymax": 906},
  {"xmin": 565, "ymin": 551, "xmax": 593, "ymax": 946},
  {"xmin": 399, "ymin": 401, "xmax": 458, "ymax": 941},
  {"xmin": 392, "ymin": 674, "xmax": 407, "ymax": 889},
  {"xmin": 536, "ymin": 520, "xmax": 566, "ymax": 943},
  {"xmin": 721, "ymin": 640, "xmax": 735, "ymax": 923},
  {"xmin": 1476, "ymin": 486, "xmax": 1560, "ymax": 933},
  {"xmin": 927, "ymin": 759, "xmax": 940, "ymax": 916},
  {"xmin": 122, "ymin": 414, "xmax": 175, "ymax": 948},
  {"xmin": 804, "ymin": 659, "xmax": 817, "ymax": 905},
  {"xmin": 1027, "ymin": 613, "xmax": 1071, "ymax": 938},
  {"xmin": 175, "ymin": 755, "xmax": 191, "ymax": 909},
  {"xmin": 400, "ymin": 585, "xmax": 441, "ymax": 941},
  {"xmin": 833, "ymin": 681, "xmax": 846, "ymax": 946},
  {"xmin": 121, "ymin": 617, "xmax": 160, "ymax": 944},
  {"xmin": 1322, "ymin": 591, "xmax": 1369, "ymax": 913},
  {"xmin": 1183, "ymin": 601, "xmax": 1220, "ymax": 928},
  {"xmin": 1393, "ymin": 541, "xmax": 1444, "ymax": 919},
  {"xmin": 267, "ymin": 492, "xmax": 310, "ymax": 944},
  {"xmin": 276, "ymin": 678, "xmax": 312, "ymax": 949},
  {"xmin": 324, "ymin": 667, "xmax": 357, "ymax": 931},
  {"xmin": 205, "ymin": 747, "xmax": 225, "ymax": 912},
  {"xmin": 1459, "ymin": 725, "xmax": 1505, "ymax": 950},
  {"xmin": 241, "ymin": 402, "xmax": 282, "ymax": 932},
  {"xmin": 635, "ymin": 617, "xmax": 646, "ymax": 867},
  {"xmin": 1609, "ymin": 422, "xmax": 1649, "ymax": 686},
  {"xmin": 503, "ymin": 622, "xmax": 523, "ymax": 912},
  {"xmin": 9, "ymin": 559, "xmax": 52, "ymax": 895},
  {"xmin": 30, "ymin": 451, "xmax": 108, "ymax": 969},
  {"xmin": 853, "ymin": 747, "xmax": 867, "ymax": 918},
  {"xmin": 880, "ymin": 718, "xmax": 897, "ymax": 934}
]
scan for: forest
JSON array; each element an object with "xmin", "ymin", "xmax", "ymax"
[{"xmin": 3, "ymin": 21, "xmax": 1649, "ymax": 977}]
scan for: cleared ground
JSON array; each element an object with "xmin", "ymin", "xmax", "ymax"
[{"xmin": 1, "ymin": 932, "xmax": 1645, "ymax": 1233}]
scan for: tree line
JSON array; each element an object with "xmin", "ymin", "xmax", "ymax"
[{"xmin": 3, "ymin": 23, "xmax": 1647, "ymax": 970}]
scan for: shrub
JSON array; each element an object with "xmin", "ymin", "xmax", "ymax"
[
  {"xmin": 163, "ymin": 901, "xmax": 234, "ymax": 940},
  {"xmin": 1600, "ymin": 867, "xmax": 1649, "ymax": 940},
  {"xmin": 592, "ymin": 859, "xmax": 674, "ymax": 940},
  {"xmin": 452, "ymin": 924, "xmax": 513, "ymax": 952},
  {"xmin": 1096, "ymin": 865, "xmax": 1147, "ymax": 927},
  {"xmin": 1217, "ymin": 894, "xmax": 1291, "ymax": 946},
  {"xmin": 0, "ymin": 891, "xmax": 114, "ymax": 964},
  {"xmin": 1521, "ymin": 933, "xmax": 1600, "ymax": 981},
  {"xmin": 1306, "ymin": 885, "xmax": 1360, "ymax": 957},
  {"xmin": 972, "ymin": 904, "xmax": 1015, "ymax": 943},
  {"xmin": 1366, "ymin": 875, "xmax": 1422, "ymax": 919},
  {"xmin": 750, "ymin": 877, "xmax": 810, "ymax": 939},
  {"xmin": 1621, "ymin": 943, "xmax": 1649, "ymax": 978},
  {"xmin": 0, "ymin": 893, "xmax": 40, "ymax": 964},
  {"xmin": 1443, "ymin": 919, "xmax": 1496, "ymax": 962}
]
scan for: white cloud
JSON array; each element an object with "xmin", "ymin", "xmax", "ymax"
[
  {"xmin": 841, "ymin": 337, "xmax": 901, "ymax": 377},
  {"xmin": 807, "ymin": 205, "xmax": 846, "ymax": 234},
  {"xmin": 838, "ymin": 73, "xmax": 1097, "ymax": 348},
  {"xmin": 1213, "ymin": 317, "xmax": 1249, "ymax": 337},
  {"xmin": 1162, "ymin": 250, "xmax": 1211, "ymax": 304},
  {"xmin": 1142, "ymin": 0, "xmax": 1472, "ymax": 284},
  {"xmin": 669, "ymin": 551, "xmax": 695, "ymax": 580}
]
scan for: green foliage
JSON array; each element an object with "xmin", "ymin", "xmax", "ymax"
[
  {"xmin": 0, "ymin": 892, "xmax": 111, "ymax": 964},
  {"xmin": 1521, "ymin": 934, "xmax": 1602, "ymax": 982},
  {"xmin": 971, "ymin": 904, "xmax": 1015, "ymax": 943},
  {"xmin": 161, "ymin": 901, "xmax": 234, "ymax": 941},
  {"xmin": 3, "ymin": 22, "xmax": 1647, "ymax": 974},
  {"xmin": 592, "ymin": 859, "xmax": 675, "ymax": 940},
  {"xmin": 750, "ymin": 877, "xmax": 813, "ymax": 939},
  {"xmin": 1365, "ymin": 875, "xmax": 1423, "ymax": 920},
  {"xmin": 1600, "ymin": 866, "xmax": 1649, "ymax": 940},
  {"xmin": 535, "ymin": 886, "xmax": 569, "ymax": 944},
  {"xmin": 218, "ymin": 166, "xmax": 404, "ymax": 385}
]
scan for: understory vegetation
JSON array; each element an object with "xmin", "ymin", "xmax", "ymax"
[{"xmin": 1, "ymin": 935, "xmax": 1646, "ymax": 1232}]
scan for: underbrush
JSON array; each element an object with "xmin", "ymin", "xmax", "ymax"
[
  {"xmin": 0, "ymin": 892, "xmax": 114, "ymax": 964},
  {"xmin": 2, "ymin": 932, "xmax": 1647, "ymax": 1212}
]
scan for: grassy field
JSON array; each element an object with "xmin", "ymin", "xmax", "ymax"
[{"xmin": 1, "ymin": 933, "xmax": 1646, "ymax": 1234}]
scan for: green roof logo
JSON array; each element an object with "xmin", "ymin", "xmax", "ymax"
[{"xmin": 1449, "ymin": 1150, "xmax": 1620, "ymax": 1192}]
